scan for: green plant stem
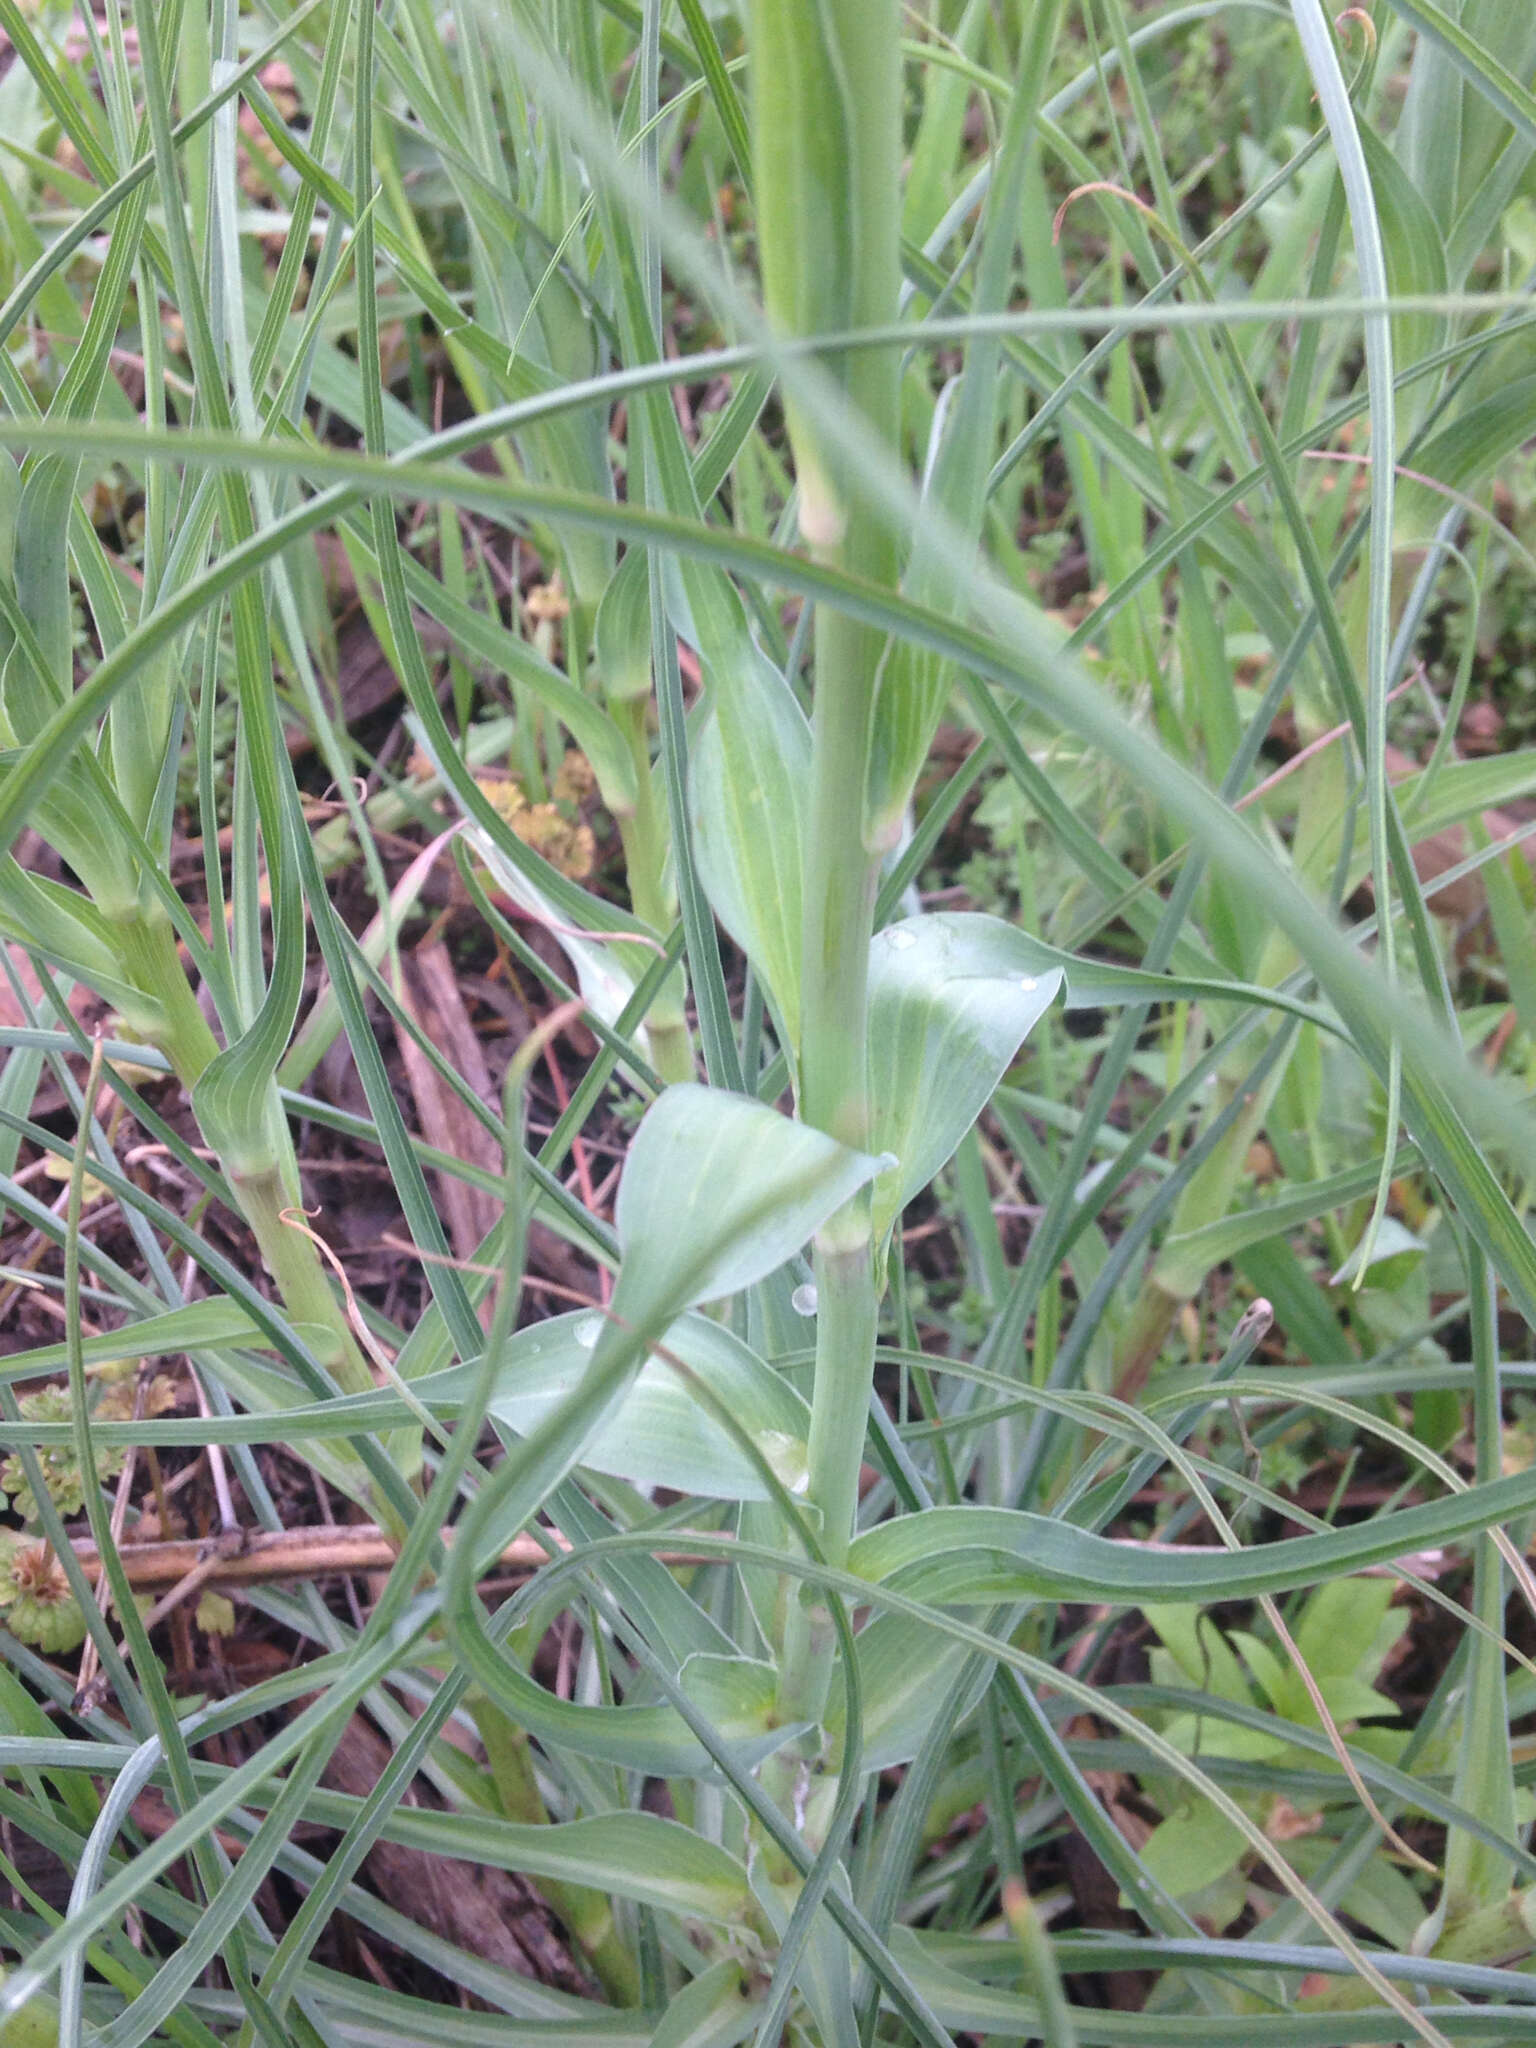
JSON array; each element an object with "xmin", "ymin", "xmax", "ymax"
[
  {"xmin": 775, "ymin": 1211, "xmax": 879, "ymax": 1732},
  {"xmin": 775, "ymin": 549, "xmax": 891, "ymax": 1734},
  {"xmin": 472, "ymin": 1695, "xmax": 643, "ymax": 2004},
  {"xmin": 116, "ymin": 908, "xmax": 382, "ymax": 1425},
  {"xmin": 115, "ymin": 906, "xmax": 220, "ymax": 1082},
  {"xmin": 229, "ymin": 1162, "xmax": 372, "ymax": 1397},
  {"xmin": 752, "ymin": 0, "xmax": 901, "ymax": 1738}
]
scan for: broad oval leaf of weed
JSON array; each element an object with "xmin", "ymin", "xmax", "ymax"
[
  {"xmin": 611, "ymin": 1082, "xmax": 888, "ymax": 1333},
  {"xmin": 689, "ymin": 644, "xmax": 811, "ymax": 1063},
  {"xmin": 445, "ymin": 1086, "xmax": 885, "ymax": 1605},
  {"xmin": 867, "ymin": 913, "xmax": 1062, "ymax": 1256},
  {"xmin": 486, "ymin": 1307, "xmax": 810, "ymax": 1500}
]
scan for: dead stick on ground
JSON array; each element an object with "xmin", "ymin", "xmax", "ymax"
[
  {"xmin": 69, "ymin": 1523, "xmax": 561, "ymax": 1595},
  {"xmin": 67, "ymin": 1523, "xmax": 726, "ymax": 1625}
]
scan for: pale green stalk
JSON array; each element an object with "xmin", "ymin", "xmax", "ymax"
[{"xmin": 750, "ymin": 0, "xmax": 902, "ymax": 1729}]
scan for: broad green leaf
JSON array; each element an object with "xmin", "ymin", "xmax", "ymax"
[
  {"xmin": 611, "ymin": 1083, "xmax": 887, "ymax": 1331},
  {"xmin": 690, "ymin": 645, "xmax": 811, "ymax": 1060},
  {"xmin": 0, "ymin": 863, "xmax": 149, "ymax": 1023},
  {"xmin": 1292, "ymin": 1577, "xmax": 1407, "ymax": 1689},
  {"xmin": 280, "ymin": 1797, "xmax": 752, "ymax": 1923},
  {"xmin": 1330, "ymin": 1214, "xmax": 1427, "ymax": 1289},
  {"xmin": 593, "ymin": 546, "xmax": 654, "ymax": 703},
  {"xmin": 445, "ymin": 1085, "xmax": 885, "ymax": 1668},
  {"xmin": 1385, "ymin": 0, "xmax": 1536, "ymax": 161},
  {"xmin": 647, "ymin": 1960, "xmax": 759, "ymax": 2048},
  {"xmin": 866, "ymin": 914, "xmax": 1061, "ymax": 1250},
  {"xmin": 1138, "ymin": 1806, "xmax": 1248, "ymax": 1900},
  {"xmin": 1409, "ymin": 373, "xmax": 1536, "ymax": 499},
  {"xmin": 486, "ymin": 1308, "xmax": 809, "ymax": 1501}
]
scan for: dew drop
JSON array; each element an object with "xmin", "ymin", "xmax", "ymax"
[
  {"xmin": 887, "ymin": 928, "xmax": 917, "ymax": 951},
  {"xmin": 791, "ymin": 1283, "xmax": 818, "ymax": 1317},
  {"xmin": 758, "ymin": 1430, "xmax": 811, "ymax": 1494},
  {"xmin": 573, "ymin": 1314, "xmax": 603, "ymax": 1350}
]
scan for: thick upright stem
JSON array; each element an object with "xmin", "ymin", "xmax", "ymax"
[
  {"xmin": 473, "ymin": 1695, "xmax": 643, "ymax": 2004},
  {"xmin": 797, "ymin": 618, "xmax": 883, "ymax": 1149},
  {"xmin": 115, "ymin": 908, "xmax": 221, "ymax": 1085},
  {"xmin": 751, "ymin": 0, "xmax": 902, "ymax": 1731},
  {"xmin": 775, "ymin": 1218, "xmax": 879, "ymax": 1731}
]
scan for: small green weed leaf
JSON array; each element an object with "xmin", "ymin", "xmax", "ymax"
[
  {"xmin": 1159, "ymin": 1705, "xmax": 1285, "ymax": 1768},
  {"xmin": 866, "ymin": 914, "xmax": 1061, "ymax": 1251},
  {"xmin": 1330, "ymin": 1214, "xmax": 1426, "ymax": 1290},
  {"xmin": 647, "ymin": 1959, "xmax": 757, "ymax": 2048},
  {"xmin": 593, "ymin": 547, "xmax": 654, "ymax": 703},
  {"xmin": 486, "ymin": 1309, "xmax": 809, "ymax": 1501},
  {"xmin": 1144, "ymin": 1606, "xmax": 1253, "ymax": 1707},
  {"xmin": 612, "ymin": 1083, "xmax": 886, "ymax": 1329},
  {"xmin": 689, "ymin": 644, "xmax": 811, "ymax": 1061},
  {"xmin": 1293, "ymin": 1579, "xmax": 1408, "ymax": 1689},
  {"xmin": 1138, "ymin": 1805, "xmax": 1249, "ymax": 1901},
  {"xmin": 0, "ymin": 1531, "xmax": 87, "ymax": 1653}
]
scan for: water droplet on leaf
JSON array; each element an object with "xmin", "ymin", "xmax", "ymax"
[{"xmin": 757, "ymin": 1430, "xmax": 811, "ymax": 1494}]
